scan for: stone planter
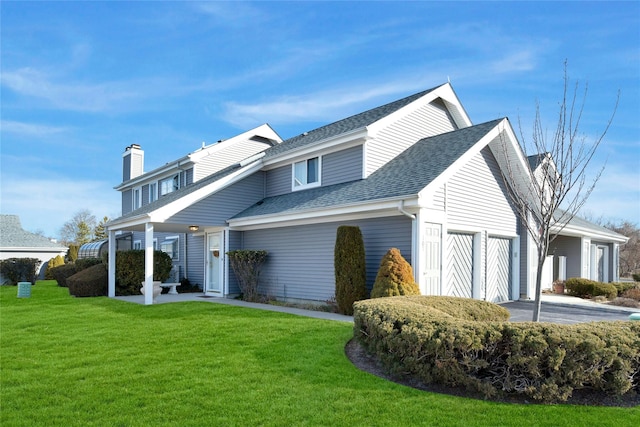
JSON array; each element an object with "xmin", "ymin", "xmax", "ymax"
[
  {"xmin": 553, "ymin": 282, "xmax": 565, "ymax": 295},
  {"xmin": 140, "ymin": 281, "xmax": 162, "ymax": 303}
]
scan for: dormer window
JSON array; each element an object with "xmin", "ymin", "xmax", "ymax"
[
  {"xmin": 160, "ymin": 174, "xmax": 179, "ymax": 196},
  {"xmin": 292, "ymin": 157, "xmax": 320, "ymax": 190},
  {"xmin": 149, "ymin": 182, "xmax": 157, "ymax": 203}
]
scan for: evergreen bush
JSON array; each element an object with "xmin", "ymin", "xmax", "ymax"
[
  {"xmin": 67, "ymin": 245, "xmax": 79, "ymax": 262},
  {"xmin": 0, "ymin": 258, "xmax": 41, "ymax": 285},
  {"xmin": 76, "ymin": 257, "xmax": 103, "ymax": 271},
  {"xmin": 44, "ymin": 255, "xmax": 65, "ymax": 279},
  {"xmin": 565, "ymin": 277, "xmax": 617, "ymax": 299},
  {"xmin": 354, "ymin": 296, "xmax": 640, "ymax": 403},
  {"xmin": 67, "ymin": 264, "xmax": 108, "ymax": 297},
  {"xmin": 115, "ymin": 250, "xmax": 173, "ymax": 296},
  {"xmin": 371, "ymin": 248, "xmax": 420, "ymax": 298},
  {"xmin": 49, "ymin": 264, "xmax": 78, "ymax": 287},
  {"xmin": 334, "ymin": 226, "xmax": 367, "ymax": 315}
]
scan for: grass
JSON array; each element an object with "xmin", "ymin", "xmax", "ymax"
[{"xmin": 1, "ymin": 281, "xmax": 638, "ymax": 426}]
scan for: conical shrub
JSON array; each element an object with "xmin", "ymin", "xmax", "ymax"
[
  {"xmin": 334, "ymin": 225, "xmax": 367, "ymax": 315},
  {"xmin": 371, "ymin": 248, "xmax": 420, "ymax": 298}
]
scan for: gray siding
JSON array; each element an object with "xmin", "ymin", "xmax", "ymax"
[
  {"xmin": 186, "ymin": 233, "xmax": 204, "ymax": 289},
  {"xmin": 550, "ymin": 235, "xmax": 582, "ymax": 279},
  {"xmin": 141, "ymin": 184, "xmax": 149, "ymax": 207},
  {"xmin": 168, "ymin": 172, "xmax": 265, "ymax": 226},
  {"xmin": 266, "ymin": 166, "xmax": 290, "ymax": 197},
  {"xmin": 194, "ymin": 140, "xmax": 271, "ymax": 182},
  {"xmin": 366, "ymin": 99, "xmax": 457, "ymax": 176},
  {"xmin": 122, "ymin": 189, "xmax": 133, "ymax": 215},
  {"xmin": 322, "ymin": 145, "xmax": 363, "ymax": 186},
  {"xmin": 446, "ymin": 147, "xmax": 517, "ymax": 234},
  {"xmin": 241, "ymin": 216, "xmax": 411, "ymax": 302},
  {"xmin": 227, "ymin": 230, "xmax": 242, "ymax": 294}
]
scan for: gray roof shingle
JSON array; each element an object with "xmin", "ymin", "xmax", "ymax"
[
  {"xmin": 232, "ymin": 119, "xmax": 503, "ymax": 219},
  {"xmin": 0, "ymin": 215, "xmax": 64, "ymax": 248},
  {"xmin": 262, "ymin": 85, "xmax": 444, "ymax": 160}
]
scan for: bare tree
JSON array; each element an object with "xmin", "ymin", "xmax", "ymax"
[
  {"xmin": 59, "ymin": 209, "xmax": 97, "ymax": 246},
  {"xmin": 501, "ymin": 61, "xmax": 619, "ymax": 321},
  {"xmin": 603, "ymin": 220, "xmax": 639, "ymax": 277}
]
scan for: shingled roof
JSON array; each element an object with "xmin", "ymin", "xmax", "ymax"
[
  {"xmin": 262, "ymin": 84, "xmax": 444, "ymax": 160},
  {"xmin": 0, "ymin": 215, "xmax": 65, "ymax": 248},
  {"xmin": 232, "ymin": 119, "xmax": 503, "ymax": 219}
]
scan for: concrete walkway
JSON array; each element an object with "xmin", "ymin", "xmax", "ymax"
[{"xmin": 114, "ymin": 292, "xmax": 639, "ymax": 324}]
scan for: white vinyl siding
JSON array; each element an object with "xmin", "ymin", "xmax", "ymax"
[
  {"xmin": 194, "ymin": 140, "xmax": 271, "ymax": 182},
  {"xmin": 486, "ymin": 237, "xmax": 511, "ymax": 302},
  {"xmin": 366, "ymin": 99, "xmax": 456, "ymax": 176},
  {"xmin": 446, "ymin": 232, "xmax": 474, "ymax": 298},
  {"xmin": 446, "ymin": 147, "xmax": 518, "ymax": 234}
]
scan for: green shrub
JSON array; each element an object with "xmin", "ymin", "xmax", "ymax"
[
  {"xmin": 67, "ymin": 245, "xmax": 79, "ymax": 263},
  {"xmin": 76, "ymin": 257, "xmax": 103, "ymax": 271},
  {"xmin": 49, "ymin": 264, "xmax": 78, "ymax": 287},
  {"xmin": 334, "ymin": 226, "xmax": 367, "ymax": 315},
  {"xmin": 371, "ymin": 248, "xmax": 420, "ymax": 298},
  {"xmin": 633, "ymin": 273, "xmax": 640, "ymax": 282},
  {"xmin": 0, "ymin": 258, "xmax": 41, "ymax": 285},
  {"xmin": 226, "ymin": 250, "xmax": 268, "ymax": 302},
  {"xmin": 44, "ymin": 255, "xmax": 65, "ymax": 279},
  {"xmin": 115, "ymin": 250, "xmax": 173, "ymax": 296},
  {"xmin": 565, "ymin": 277, "xmax": 617, "ymax": 300},
  {"xmin": 67, "ymin": 264, "xmax": 108, "ymax": 297},
  {"xmin": 612, "ymin": 281, "xmax": 638, "ymax": 296},
  {"xmin": 353, "ymin": 296, "xmax": 640, "ymax": 403}
]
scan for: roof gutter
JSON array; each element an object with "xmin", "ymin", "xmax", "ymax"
[{"xmin": 397, "ymin": 200, "xmax": 416, "ymax": 219}]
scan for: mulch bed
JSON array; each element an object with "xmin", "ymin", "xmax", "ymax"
[{"xmin": 344, "ymin": 339, "xmax": 639, "ymax": 407}]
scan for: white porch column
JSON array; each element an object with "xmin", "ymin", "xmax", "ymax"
[
  {"xmin": 144, "ymin": 222, "xmax": 154, "ymax": 305},
  {"xmin": 108, "ymin": 229, "xmax": 117, "ymax": 297}
]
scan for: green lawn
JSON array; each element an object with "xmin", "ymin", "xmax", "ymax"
[{"xmin": 1, "ymin": 281, "xmax": 638, "ymax": 426}]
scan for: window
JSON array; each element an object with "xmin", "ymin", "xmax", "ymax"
[
  {"xmin": 292, "ymin": 157, "xmax": 320, "ymax": 190},
  {"xmin": 161, "ymin": 236, "xmax": 179, "ymax": 260},
  {"xmin": 133, "ymin": 240, "xmax": 142, "ymax": 250},
  {"xmin": 149, "ymin": 182, "xmax": 157, "ymax": 203},
  {"xmin": 133, "ymin": 187, "xmax": 142, "ymax": 210},
  {"xmin": 160, "ymin": 174, "xmax": 179, "ymax": 196}
]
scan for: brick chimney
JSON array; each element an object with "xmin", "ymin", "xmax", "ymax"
[{"xmin": 122, "ymin": 144, "xmax": 144, "ymax": 182}]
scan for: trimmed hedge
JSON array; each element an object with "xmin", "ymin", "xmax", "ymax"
[
  {"xmin": 49, "ymin": 264, "xmax": 78, "ymax": 287},
  {"xmin": 115, "ymin": 250, "xmax": 173, "ymax": 296},
  {"xmin": 75, "ymin": 257, "xmax": 103, "ymax": 271},
  {"xmin": 353, "ymin": 296, "xmax": 640, "ymax": 403},
  {"xmin": 565, "ymin": 278, "xmax": 617, "ymax": 300},
  {"xmin": 67, "ymin": 264, "xmax": 108, "ymax": 297},
  {"xmin": 0, "ymin": 258, "xmax": 41, "ymax": 285},
  {"xmin": 334, "ymin": 226, "xmax": 367, "ymax": 315}
]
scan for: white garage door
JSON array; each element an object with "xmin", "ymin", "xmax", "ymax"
[
  {"xmin": 446, "ymin": 232, "xmax": 473, "ymax": 298},
  {"xmin": 486, "ymin": 237, "xmax": 511, "ymax": 302}
]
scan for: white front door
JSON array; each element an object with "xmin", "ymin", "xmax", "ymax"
[{"xmin": 205, "ymin": 232, "xmax": 223, "ymax": 294}]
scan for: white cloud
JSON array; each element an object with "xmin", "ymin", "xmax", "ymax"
[
  {"xmin": 0, "ymin": 176, "xmax": 121, "ymax": 238},
  {"xmin": 1, "ymin": 67, "xmax": 140, "ymax": 113},
  {"xmin": 1, "ymin": 120, "xmax": 68, "ymax": 137}
]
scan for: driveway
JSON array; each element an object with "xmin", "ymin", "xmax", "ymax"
[{"xmin": 502, "ymin": 300, "xmax": 636, "ymax": 324}]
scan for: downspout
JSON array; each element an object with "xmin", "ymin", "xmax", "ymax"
[
  {"xmin": 397, "ymin": 200, "xmax": 415, "ymax": 220},
  {"xmin": 398, "ymin": 201, "xmax": 418, "ymax": 285}
]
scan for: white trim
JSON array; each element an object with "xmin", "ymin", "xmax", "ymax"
[{"xmin": 291, "ymin": 156, "xmax": 321, "ymax": 191}]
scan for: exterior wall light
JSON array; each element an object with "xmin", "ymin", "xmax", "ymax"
[{"xmin": 188, "ymin": 225, "xmax": 199, "ymax": 232}]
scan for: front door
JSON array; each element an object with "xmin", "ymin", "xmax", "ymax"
[{"xmin": 205, "ymin": 232, "xmax": 223, "ymax": 294}]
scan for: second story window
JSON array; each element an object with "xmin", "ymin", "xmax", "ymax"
[
  {"xmin": 292, "ymin": 157, "xmax": 320, "ymax": 190},
  {"xmin": 160, "ymin": 174, "xmax": 179, "ymax": 196},
  {"xmin": 133, "ymin": 187, "xmax": 142, "ymax": 210},
  {"xmin": 149, "ymin": 182, "xmax": 157, "ymax": 203}
]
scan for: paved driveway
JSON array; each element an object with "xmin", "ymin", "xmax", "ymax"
[{"xmin": 502, "ymin": 301, "xmax": 635, "ymax": 324}]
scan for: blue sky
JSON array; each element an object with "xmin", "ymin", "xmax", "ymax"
[{"xmin": 1, "ymin": 1, "xmax": 638, "ymax": 238}]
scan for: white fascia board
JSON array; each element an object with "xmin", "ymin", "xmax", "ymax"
[
  {"xmin": 188, "ymin": 124, "xmax": 282, "ymax": 162},
  {"xmin": 418, "ymin": 119, "xmax": 513, "ymax": 200},
  {"xmin": 227, "ymin": 196, "xmax": 420, "ymax": 230},
  {"xmin": 150, "ymin": 160, "xmax": 264, "ymax": 223},
  {"xmin": 1, "ymin": 246, "xmax": 68, "ymax": 253},
  {"xmin": 551, "ymin": 223, "xmax": 629, "ymax": 243},
  {"xmin": 107, "ymin": 214, "xmax": 153, "ymax": 232},
  {"xmin": 262, "ymin": 129, "xmax": 369, "ymax": 170}
]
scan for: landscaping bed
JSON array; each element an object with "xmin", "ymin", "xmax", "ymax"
[{"xmin": 353, "ymin": 296, "xmax": 640, "ymax": 405}]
